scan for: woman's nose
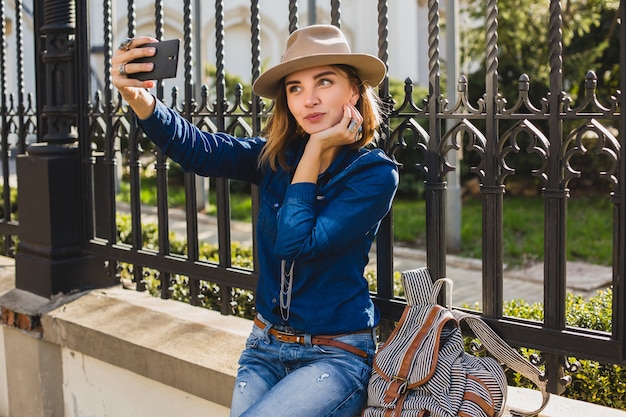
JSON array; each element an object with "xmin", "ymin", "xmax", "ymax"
[{"xmin": 304, "ymin": 90, "xmax": 319, "ymax": 107}]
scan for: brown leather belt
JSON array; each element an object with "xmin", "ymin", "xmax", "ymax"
[{"xmin": 253, "ymin": 316, "xmax": 368, "ymax": 358}]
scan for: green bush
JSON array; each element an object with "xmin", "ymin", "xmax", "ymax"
[
  {"xmin": 116, "ymin": 214, "xmax": 256, "ymax": 318},
  {"xmin": 0, "ymin": 188, "xmax": 19, "ymax": 255},
  {"xmin": 500, "ymin": 289, "xmax": 625, "ymax": 410},
  {"xmin": 0, "ymin": 187, "xmax": 18, "ymax": 219}
]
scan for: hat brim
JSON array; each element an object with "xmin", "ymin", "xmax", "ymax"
[{"xmin": 252, "ymin": 53, "xmax": 386, "ymax": 99}]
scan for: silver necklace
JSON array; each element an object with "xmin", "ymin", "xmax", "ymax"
[{"xmin": 280, "ymin": 259, "xmax": 295, "ymax": 321}]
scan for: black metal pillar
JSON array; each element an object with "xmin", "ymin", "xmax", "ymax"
[{"xmin": 14, "ymin": 0, "xmax": 110, "ymax": 298}]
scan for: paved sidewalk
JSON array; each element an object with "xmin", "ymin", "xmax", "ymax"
[
  {"xmin": 382, "ymin": 245, "xmax": 612, "ymax": 306},
  {"xmin": 125, "ymin": 203, "xmax": 613, "ymax": 306}
]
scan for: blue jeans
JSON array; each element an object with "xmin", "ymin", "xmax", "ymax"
[{"xmin": 230, "ymin": 315, "xmax": 376, "ymax": 417}]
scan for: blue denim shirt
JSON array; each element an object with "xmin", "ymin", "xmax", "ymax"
[{"xmin": 139, "ymin": 100, "xmax": 399, "ymax": 335}]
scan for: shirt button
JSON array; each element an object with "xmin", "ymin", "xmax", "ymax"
[
  {"xmin": 273, "ymin": 203, "xmax": 280, "ymax": 208},
  {"xmin": 272, "ymin": 298, "xmax": 277, "ymax": 304}
]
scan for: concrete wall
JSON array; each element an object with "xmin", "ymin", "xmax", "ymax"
[
  {"xmin": 60, "ymin": 351, "xmax": 225, "ymax": 417},
  {"xmin": 0, "ymin": 266, "xmax": 249, "ymax": 417},
  {"xmin": 0, "ymin": 328, "xmax": 8, "ymax": 417}
]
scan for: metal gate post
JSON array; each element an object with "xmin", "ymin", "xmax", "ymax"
[{"xmin": 14, "ymin": 0, "xmax": 111, "ymax": 297}]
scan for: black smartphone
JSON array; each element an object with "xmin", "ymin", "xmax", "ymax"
[{"xmin": 128, "ymin": 39, "xmax": 180, "ymax": 81}]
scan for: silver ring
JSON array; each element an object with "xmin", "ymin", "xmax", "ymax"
[
  {"xmin": 355, "ymin": 126, "xmax": 363, "ymax": 141},
  {"xmin": 118, "ymin": 37, "xmax": 133, "ymax": 51},
  {"xmin": 348, "ymin": 120, "xmax": 357, "ymax": 133},
  {"xmin": 119, "ymin": 64, "xmax": 127, "ymax": 76}
]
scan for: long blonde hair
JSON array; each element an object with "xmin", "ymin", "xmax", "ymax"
[{"xmin": 258, "ymin": 64, "xmax": 383, "ymax": 171}]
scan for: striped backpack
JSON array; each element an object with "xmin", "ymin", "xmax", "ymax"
[{"xmin": 362, "ymin": 268, "xmax": 550, "ymax": 417}]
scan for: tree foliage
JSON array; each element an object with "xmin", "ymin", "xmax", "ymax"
[
  {"xmin": 459, "ymin": 0, "xmax": 621, "ymax": 104},
  {"xmin": 456, "ymin": 0, "xmax": 621, "ymax": 192}
]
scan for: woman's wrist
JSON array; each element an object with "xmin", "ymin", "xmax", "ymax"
[{"xmin": 125, "ymin": 89, "xmax": 157, "ymax": 120}]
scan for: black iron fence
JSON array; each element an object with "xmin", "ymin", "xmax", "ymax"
[{"xmin": 1, "ymin": 0, "xmax": 624, "ymax": 398}]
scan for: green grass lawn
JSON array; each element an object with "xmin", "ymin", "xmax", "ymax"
[
  {"xmin": 119, "ymin": 179, "xmax": 614, "ymax": 266},
  {"xmin": 393, "ymin": 195, "xmax": 613, "ymax": 266}
]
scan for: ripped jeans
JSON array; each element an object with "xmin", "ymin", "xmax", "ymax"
[{"xmin": 230, "ymin": 315, "xmax": 376, "ymax": 417}]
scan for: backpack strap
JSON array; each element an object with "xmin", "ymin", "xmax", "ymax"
[
  {"xmin": 453, "ymin": 310, "xmax": 551, "ymax": 417},
  {"xmin": 375, "ymin": 305, "xmax": 447, "ymax": 403}
]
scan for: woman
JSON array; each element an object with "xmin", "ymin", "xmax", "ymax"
[{"xmin": 112, "ymin": 24, "xmax": 399, "ymax": 417}]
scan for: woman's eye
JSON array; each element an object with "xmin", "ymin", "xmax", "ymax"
[
  {"xmin": 318, "ymin": 78, "xmax": 332, "ymax": 86},
  {"xmin": 287, "ymin": 85, "xmax": 301, "ymax": 94}
]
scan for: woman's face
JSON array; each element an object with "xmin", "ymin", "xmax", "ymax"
[{"xmin": 284, "ymin": 65, "xmax": 359, "ymax": 135}]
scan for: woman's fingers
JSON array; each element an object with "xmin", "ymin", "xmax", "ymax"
[
  {"xmin": 345, "ymin": 104, "xmax": 363, "ymax": 142},
  {"xmin": 112, "ymin": 37, "xmax": 160, "ymax": 92}
]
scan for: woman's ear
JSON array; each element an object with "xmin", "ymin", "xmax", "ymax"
[{"xmin": 350, "ymin": 87, "xmax": 360, "ymax": 105}]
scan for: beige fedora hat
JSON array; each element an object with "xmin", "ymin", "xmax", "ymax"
[{"xmin": 252, "ymin": 25, "xmax": 386, "ymax": 99}]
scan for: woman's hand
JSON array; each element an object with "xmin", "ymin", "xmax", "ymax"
[
  {"xmin": 111, "ymin": 36, "xmax": 159, "ymax": 119},
  {"xmin": 308, "ymin": 103, "xmax": 363, "ymax": 152},
  {"xmin": 291, "ymin": 103, "xmax": 363, "ymax": 184}
]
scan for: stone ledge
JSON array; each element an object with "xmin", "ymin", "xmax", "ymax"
[
  {"xmin": 0, "ymin": 287, "xmax": 85, "ymax": 336},
  {"xmin": 0, "ymin": 289, "xmax": 47, "ymax": 334},
  {"xmin": 505, "ymin": 386, "xmax": 626, "ymax": 417},
  {"xmin": 40, "ymin": 284, "xmax": 251, "ymax": 409},
  {"xmin": 40, "ymin": 284, "xmax": 626, "ymax": 417},
  {"xmin": 1, "ymin": 257, "xmax": 624, "ymax": 416}
]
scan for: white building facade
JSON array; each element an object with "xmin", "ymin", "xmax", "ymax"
[
  {"xmin": 87, "ymin": 0, "xmax": 433, "ymax": 90},
  {"xmin": 2, "ymin": 1, "xmax": 444, "ymax": 103}
]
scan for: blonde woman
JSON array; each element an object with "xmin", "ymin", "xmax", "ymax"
[{"xmin": 113, "ymin": 25, "xmax": 398, "ymax": 416}]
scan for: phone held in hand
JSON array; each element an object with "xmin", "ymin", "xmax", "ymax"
[{"xmin": 128, "ymin": 39, "xmax": 180, "ymax": 81}]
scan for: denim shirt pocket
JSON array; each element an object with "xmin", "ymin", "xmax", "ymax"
[{"xmin": 258, "ymin": 173, "xmax": 287, "ymax": 241}]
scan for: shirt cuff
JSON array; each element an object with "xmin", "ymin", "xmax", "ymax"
[
  {"xmin": 144, "ymin": 99, "xmax": 171, "ymax": 126},
  {"xmin": 283, "ymin": 182, "xmax": 317, "ymax": 204}
]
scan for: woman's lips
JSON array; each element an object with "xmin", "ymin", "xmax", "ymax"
[{"xmin": 304, "ymin": 112, "xmax": 325, "ymax": 122}]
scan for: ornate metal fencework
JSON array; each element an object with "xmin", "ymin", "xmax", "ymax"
[
  {"xmin": 0, "ymin": 0, "xmax": 35, "ymax": 256},
  {"xmin": 3, "ymin": 0, "xmax": 623, "ymax": 401},
  {"xmin": 86, "ymin": 0, "xmax": 624, "ymax": 397}
]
